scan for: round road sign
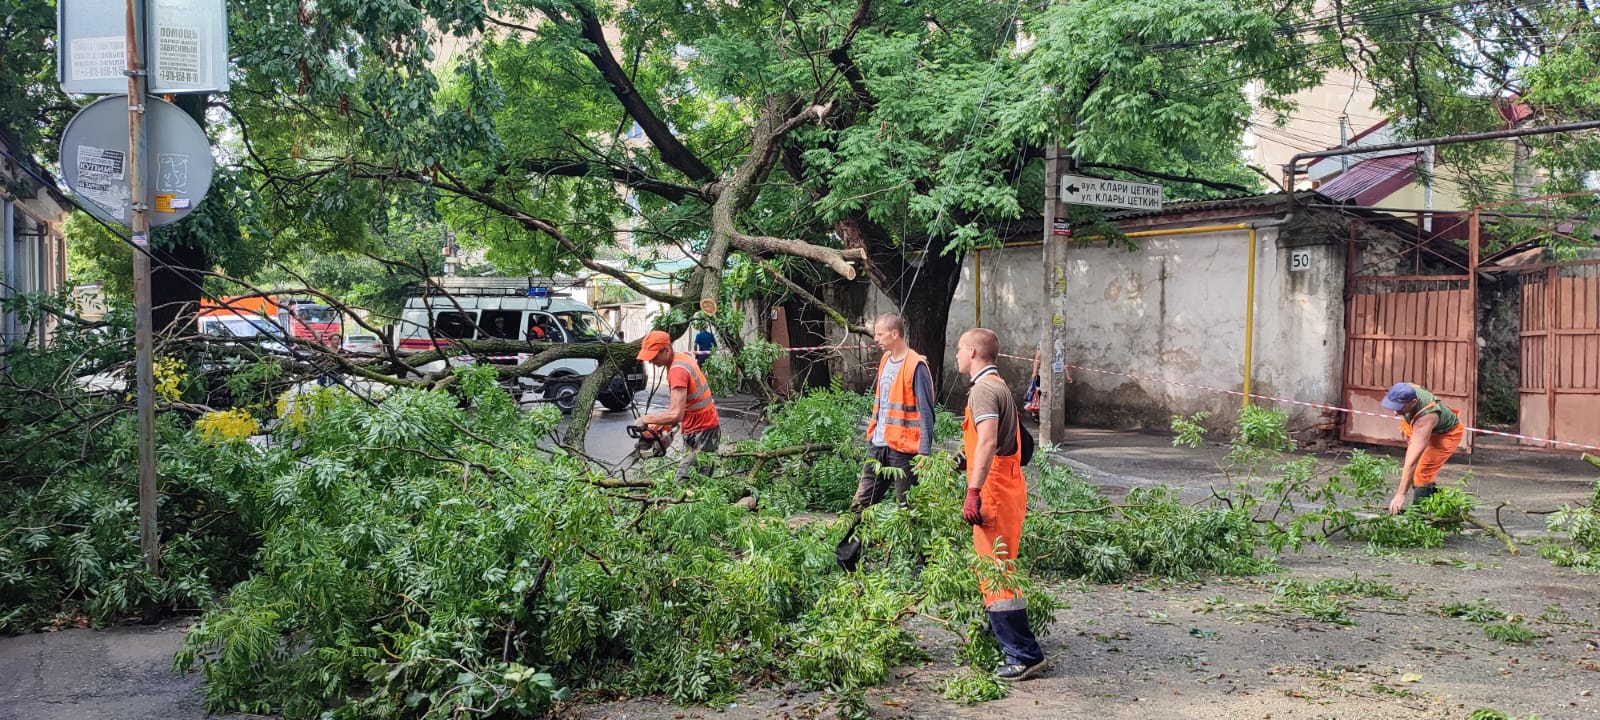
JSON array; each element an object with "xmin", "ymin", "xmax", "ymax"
[{"xmin": 59, "ymin": 95, "xmax": 216, "ymax": 228}]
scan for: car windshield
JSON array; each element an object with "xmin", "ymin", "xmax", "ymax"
[
  {"xmin": 553, "ymin": 311, "xmax": 603, "ymax": 340},
  {"xmin": 295, "ymin": 305, "xmax": 338, "ymax": 324}
]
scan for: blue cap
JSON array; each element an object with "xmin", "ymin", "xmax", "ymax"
[{"xmin": 1381, "ymin": 382, "xmax": 1417, "ymax": 411}]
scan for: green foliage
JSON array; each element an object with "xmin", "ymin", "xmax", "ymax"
[
  {"xmin": 1270, "ymin": 576, "xmax": 1405, "ymax": 626},
  {"xmin": 1537, "ymin": 470, "xmax": 1600, "ymax": 573},
  {"xmin": 1025, "ymin": 464, "xmax": 1269, "ymax": 584},
  {"xmin": 1440, "ymin": 599, "xmax": 1506, "ymax": 625},
  {"xmin": 172, "ymin": 384, "xmax": 1053, "ymax": 717},
  {"xmin": 941, "ymin": 669, "xmax": 1010, "ymax": 704},
  {"xmin": 1197, "ymin": 407, "xmax": 1472, "ymax": 553},
  {"xmin": 727, "ymin": 385, "xmax": 872, "ymax": 513},
  {"xmin": 1470, "ymin": 708, "xmax": 1543, "ymax": 720},
  {"xmin": 0, "ymin": 315, "xmax": 262, "ymax": 632},
  {"xmin": 1170, "ymin": 411, "xmax": 1210, "ymax": 449},
  {"xmin": 1483, "ymin": 621, "xmax": 1537, "ymax": 645}
]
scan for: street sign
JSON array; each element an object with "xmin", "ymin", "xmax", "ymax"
[
  {"xmin": 146, "ymin": 0, "xmax": 230, "ymax": 93},
  {"xmin": 58, "ymin": 0, "xmax": 229, "ymax": 95},
  {"xmin": 60, "ymin": 95, "xmax": 216, "ymax": 227},
  {"xmin": 57, "ymin": 0, "xmax": 134, "ymax": 95},
  {"xmin": 1058, "ymin": 174, "xmax": 1164, "ymax": 211}
]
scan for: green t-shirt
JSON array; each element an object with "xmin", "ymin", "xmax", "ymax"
[{"xmin": 1404, "ymin": 385, "xmax": 1459, "ymax": 434}]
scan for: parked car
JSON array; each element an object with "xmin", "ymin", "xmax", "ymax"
[
  {"xmin": 393, "ymin": 278, "xmax": 646, "ymax": 413},
  {"xmin": 342, "ymin": 333, "xmax": 384, "ymax": 355}
]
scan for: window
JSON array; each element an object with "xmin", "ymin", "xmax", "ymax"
[
  {"xmin": 553, "ymin": 311, "xmax": 602, "ymax": 340},
  {"xmin": 433, "ymin": 311, "xmax": 477, "ymax": 340},
  {"xmin": 478, "ymin": 310, "xmax": 522, "ymax": 339},
  {"xmin": 294, "ymin": 305, "xmax": 338, "ymax": 324},
  {"xmin": 527, "ymin": 313, "xmax": 563, "ymax": 341}
]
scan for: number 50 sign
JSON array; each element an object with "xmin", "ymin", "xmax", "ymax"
[{"xmin": 1289, "ymin": 249, "xmax": 1312, "ymax": 272}]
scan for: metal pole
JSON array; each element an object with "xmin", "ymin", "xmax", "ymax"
[
  {"xmin": 1040, "ymin": 144, "xmax": 1070, "ymax": 444},
  {"xmin": 126, "ymin": 0, "xmax": 159, "ymax": 578}
]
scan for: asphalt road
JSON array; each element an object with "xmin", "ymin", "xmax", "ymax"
[{"xmin": 0, "ymin": 395, "xmax": 761, "ymax": 720}]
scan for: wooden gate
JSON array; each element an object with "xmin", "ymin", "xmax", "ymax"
[
  {"xmin": 1519, "ymin": 262, "xmax": 1600, "ymax": 449},
  {"xmin": 1342, "ymin": 278, "xmax": 1477, "ymax": 448}
]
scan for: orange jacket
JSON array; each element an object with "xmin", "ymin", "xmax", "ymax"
[{"xmin": 864, "ymin": 349, "xmax": 929, "ymax": 455}]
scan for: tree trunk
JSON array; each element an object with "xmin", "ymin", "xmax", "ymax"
[
  {"xmin": 150, "ymin": 94, "xmax": 214, "ymax": 337},
  {"xmin": 151, "ymin": 241, "xmax": 210, "ymax": 336},
  {"xmin": 837, "ymin": 213, "xmax": 965, "ymax": 396}
]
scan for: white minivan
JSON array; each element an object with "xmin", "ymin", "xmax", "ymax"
[{"xmin": 392, "ymin": 279, "xmax": 645, "ymax": 413}]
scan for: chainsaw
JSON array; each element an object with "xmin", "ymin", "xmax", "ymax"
[{"xmin": 627, "ymin": 424, "xmax": 674, "ymax": 459}]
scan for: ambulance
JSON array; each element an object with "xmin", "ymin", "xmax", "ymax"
[{"xmin": 392, "ymin": 278, "xmax": 645, "ymax": 413}]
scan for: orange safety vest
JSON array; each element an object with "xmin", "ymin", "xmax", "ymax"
[
  {"xmin": 671, "ymin": 353, "xmax": 715, "ymax": 414},
  {"xmin": 864, "ymin": 349, "xmax": 929, "ymax": 454}
]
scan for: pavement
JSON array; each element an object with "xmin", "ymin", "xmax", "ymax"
[{"xmin": 2, "ymin": 399, "xmax": 1596, "ymax": 720}]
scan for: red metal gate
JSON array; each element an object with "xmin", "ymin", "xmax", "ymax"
[
  {"xmin": 1519, "ymin": 262, "xmax": 1600, "ymax": 449},
  {"xmin": 1342, "ymin": 279, "xmax": 1477, "ymax": 448}
]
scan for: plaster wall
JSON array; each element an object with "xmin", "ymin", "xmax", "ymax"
[{"xmin": 947, "ymin": 225, "xmax": 1346, "ymax": 430}]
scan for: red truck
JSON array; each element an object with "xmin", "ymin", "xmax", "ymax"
[{"xmin": 198, "ymin": 296, "xmax": 342, "ymax": 349}]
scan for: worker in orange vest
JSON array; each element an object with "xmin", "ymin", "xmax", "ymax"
[
  {"xmin": 1382, "ymin": 381, "xmax": 1465, "ymax": 514},
  {"xmin": 956, "ymin": 327, "xmax": 1046, "ymax": 681},
  {"xmin": 852, "ymin": 313, "xmax": 937, "ymax": 511},
  {"xmin": 634, "ymin": 330, "xmax": 720, "ymax": 481}
]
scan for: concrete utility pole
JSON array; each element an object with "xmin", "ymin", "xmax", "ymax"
[
  {"xmin": 125, "ymin": 0, "xmax": 159, "ymax": 578},
  {"xmin": 1039, "ymin": 144, "xmax": 1070, "ymax": 445}
]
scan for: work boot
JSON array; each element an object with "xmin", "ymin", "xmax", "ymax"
[{"xmin": 995, "ymin": 656, "xmax": 1048, "ymax": 681}]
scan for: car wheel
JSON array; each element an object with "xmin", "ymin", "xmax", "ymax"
[
  {"xmin": 545, "ymin": 381, "xmax": 581, "ymax": 414},
  {"xmin": 600, "ymin": 390, "xmax": 634, "ymax": 412}
]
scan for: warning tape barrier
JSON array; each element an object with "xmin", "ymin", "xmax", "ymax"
[{"xmin": 995, "ymin": 352, "xmax": 1600, "ymax": 454}]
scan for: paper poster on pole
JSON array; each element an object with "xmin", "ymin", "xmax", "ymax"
[
  {"xmin": 58, "ymin": 1, "xmax": 137, "ymax": 95},
  {"xmin": 147, "ymin": 0, "xmax": 229, "ymax": 93},
  {"xmin": 59, "ymin": 0, "xmax": 228, "ymax": 95}
]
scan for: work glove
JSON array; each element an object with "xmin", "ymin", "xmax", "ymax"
[
  {"xmin": 962, "ymin": 488, "xmax": 983, "ymax": 526},
  {"xmin": 955, "ymin": 451, "xmax": 967, "ymax": 472}
]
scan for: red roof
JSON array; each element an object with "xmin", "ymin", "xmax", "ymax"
[{"xmin": 1315, "ymin": 152, "xmax": 1422, "ymax": 205}]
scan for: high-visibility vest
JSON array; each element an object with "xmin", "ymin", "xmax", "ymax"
[
  {"xmin": 671, "ymin": 353, "xmax": 715, "ymax": 414},
  {"xmin": 864, "ymin": 349, "xmax": 928, "ymax": 454}
]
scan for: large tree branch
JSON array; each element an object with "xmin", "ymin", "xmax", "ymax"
[
  {"xmin": 758, "ymin": 261, "xmax": 870, "ymax": 336},
  {"xmin": 702, "ymin": 98, "xmax": 856, "ymax": 311},
  {"xmin": 509, "ymin": 156, "xmax": 710, "ymax": 204},
  {"xmin": 563, "ymin": 5, "xmax": 716, "ymax": 182}
]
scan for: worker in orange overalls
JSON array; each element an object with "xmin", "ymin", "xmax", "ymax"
[
  {"xmin": 954, "ymin": 328, "xmax": 1046, "ymax": 681},
  {"xmin": 1382, "ymin": 381, "xmax": 1466, "ymax": 514}
]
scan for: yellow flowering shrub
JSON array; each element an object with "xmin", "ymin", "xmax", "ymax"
[
  {"xmin": 154, "ymin": 356, "xmax": 185, "ymax": 402},
  {"xmin": 195, "ymin": 409, "xmax": 260, "ymax": 443}
]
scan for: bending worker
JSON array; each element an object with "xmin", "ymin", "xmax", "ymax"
[
  {"xmin": 955, "ymin": 327, "xmax": 1046, "ymax": 681},
  {"xmin": 852, "ymin": 312, "xmax": 937, "ymax": 511},
  {"xmin": 633, "ymin": 330, "xmax": 720, "ymax": 481},
  {"xmin": 1381, "ymin": 381, "xmax": 1465, "ymax": 514}
]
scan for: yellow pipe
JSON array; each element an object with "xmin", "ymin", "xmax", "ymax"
[
  {"xmin": 978, "ymin": 222, "xmax": 1260, "ymax": 402},
  {"xmin": 1243, "ymin": 228, "xmax": 1257, "ymax": 408}
]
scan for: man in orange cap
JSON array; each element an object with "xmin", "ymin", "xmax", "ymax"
[{"xmin": 633, "ymin": 329, "xmax": 721, "ymax": 480}]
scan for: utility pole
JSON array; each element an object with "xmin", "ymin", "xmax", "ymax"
[
  {"xmin": 1039, "ymin": 143, "xmax": 1071, "ymax": 445},
  {"xmin": 125, "ymin": 0, "xmax": 159, "ymax": 578}
]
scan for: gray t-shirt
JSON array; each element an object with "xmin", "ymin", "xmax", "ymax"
[
  {"xmin": 967, "ymin": 369, "xmax": 1019, "ymax": 457},
  {"xmin": 871, "ymin": 356, "xmax": 904, "ymax": 447}
]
